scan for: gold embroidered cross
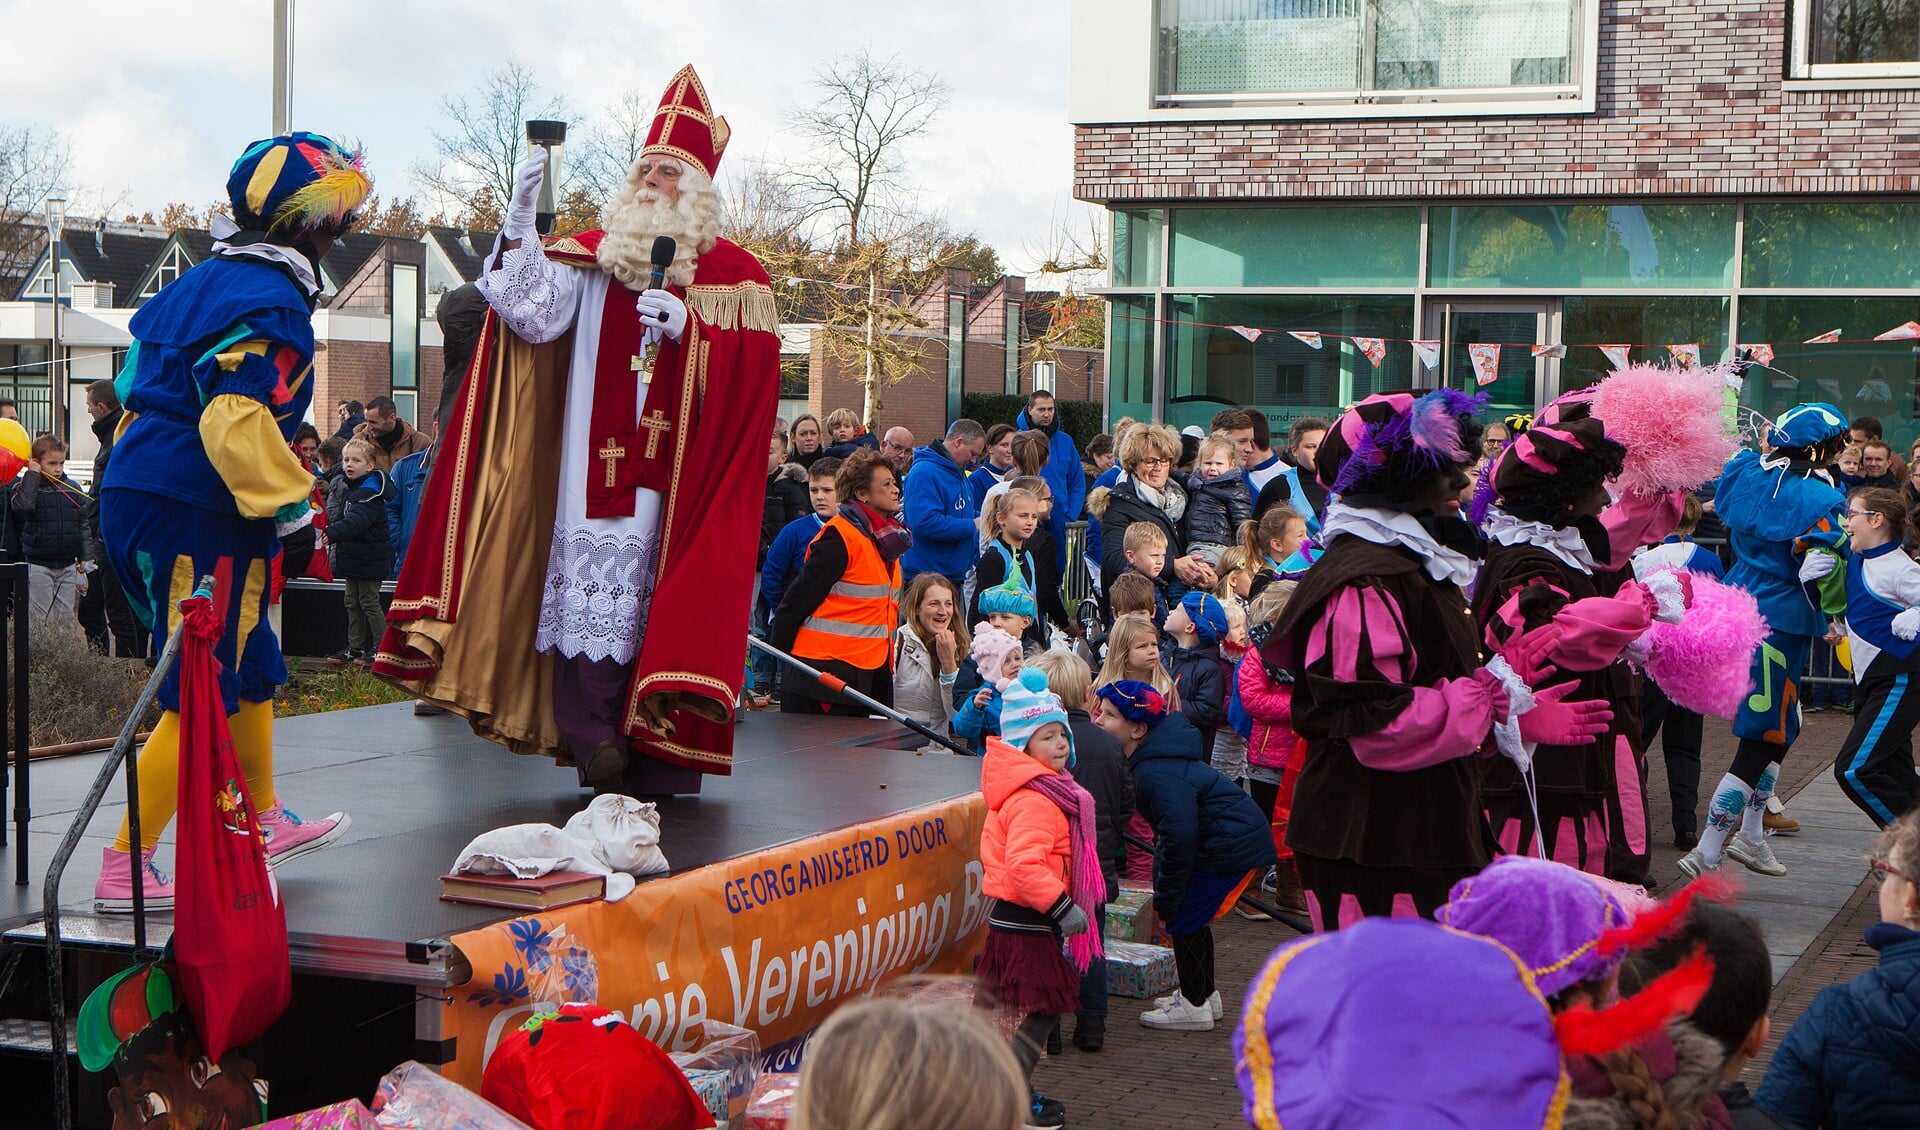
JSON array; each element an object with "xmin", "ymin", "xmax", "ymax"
[
  {"xmin": 639, "ymin": 410, "xmax": 672, "ymax": 459},
  {"xmin": 597, "ymin": 437, "xmax": 626, "ymax": 488}
]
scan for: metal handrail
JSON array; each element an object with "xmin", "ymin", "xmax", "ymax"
[
  {"xmin": 41, "ymin": 578, "xmax": 207, "ymax": 1129},
  {"xmin": 3, "ymin": 564, "xmax": 30, "ymax": 884}
]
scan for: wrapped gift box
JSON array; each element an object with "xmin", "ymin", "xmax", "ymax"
[
  {"xmin": 1103, "ymin": 887, "xmax": 1154, "ymax": 944},
  {"xmin": 682, "ymin": 1068, "xmax": 733, "ymax": 1128},
  {"xmin": 1105, "ymin": 941, "xmax": 1177, "ymax": 999},
  {"xmin": 744, "ymin": 1072, "xmax": 800, "ymax": 1130},
  {"xmin": 255, "ymin": 1099, "xmax": 378, "ymax": 1129}
]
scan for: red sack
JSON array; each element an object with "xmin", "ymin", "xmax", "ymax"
[{"xmin": 172, "ymin": 594, "xmax": 291, "ymax": 1061}]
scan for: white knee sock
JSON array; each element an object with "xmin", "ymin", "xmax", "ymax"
[
  {"xmin": 1737, "ymin": 761, "xmax": 1781, "ymax": 847},
  {"xmin": 1695, "ymin": 772, "xmax": 1753, "ymax": 866}
]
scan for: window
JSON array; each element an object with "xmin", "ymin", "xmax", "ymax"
[
  {"xmin": 23, "ymin": 258, "xmax": 83, "ymax": 298},
  {"xmin": 1109, "ymin": 296, "xmax": 1157, "ymax": 425},
  {"xmin": 1112, "ymin": 209, "xmax": 1164, "ymax": 287},
  {"xmin": 139, "ymin": 245, "xmax": 192, "ymax": 298},
  {"xmin": 1429, "ymin": 204, "xmax": 1736, "ymax": 289},
  {"xmin": 1164, "ymin": 293, "xmax": 1415, "ymax": 430},
  {"xmin": 1792, "ymin": 0, "xmax": 1920, "ymax": 78},
  {"xmin": 1032, "ymin": 361, "xmax": 1058, "ymax": 393},
  {"xmin": 1744, "ymin": 203, "xmax": 1920, "ymax": 289},
  {"xmin": 946, "ymin": 295, "xmax": 966, "ymax": 422},
  {"xmin": 391, "ymin": 264, "xmax": 420, "ymax": 397},
  {"xmin": 1739, "ymin": 295, "xmax": 1920, "ymax": 454},
  {"xmin": 1157, "ymin": 0, "xmax": 1586, "ymax": 106},
  {"xmin": 1005, "ymin": 300, "xmax": 1023, "ymax": 394},
  {"xmin": 1171, "ymin": 206, "xmax": 1422, "ymax": 288},
  {"xmin": 780, "ymin": 356, "xmax": 810, "ymax": 399}
]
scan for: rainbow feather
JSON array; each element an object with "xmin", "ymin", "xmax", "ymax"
[{"xmin": 268, "ymin": 144, "xmax": 372, "ymax": 235}]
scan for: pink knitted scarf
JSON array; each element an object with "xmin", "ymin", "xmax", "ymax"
[{"xmin": 1023, "ymin": 770, "xmax": 1107, "ymax": 972}]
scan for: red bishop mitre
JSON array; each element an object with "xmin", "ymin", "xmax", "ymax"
[{"xmin": 643, "ymin": 64, "xmax": 730, "ymax": 180}]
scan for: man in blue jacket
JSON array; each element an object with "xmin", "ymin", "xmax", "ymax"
[
  {"xmin": 899, "ymin": 419, "xmax": 986, "ymax": 588},
  {"xmin": 1018, "ymin": 390, "xmax": 1086, "ymax": 573}
]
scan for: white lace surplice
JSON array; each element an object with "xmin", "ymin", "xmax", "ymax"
[{"xmin": 477, "ymin": 239, "xmax": 661, "ymax": 664}]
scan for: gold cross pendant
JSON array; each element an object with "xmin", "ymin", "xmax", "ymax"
[{"xmin": 630, "ymin": 341, "xmax": 661, "ymax": 384}]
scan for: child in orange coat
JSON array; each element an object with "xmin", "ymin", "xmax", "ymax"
[{"xmin": 976, "ymin": 666, "xmax": 1105, "ymax": 1130}]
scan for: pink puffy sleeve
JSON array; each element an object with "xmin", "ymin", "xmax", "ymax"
[
  {"xmin": 1594, "ymin": 489, "xmax": 1684, "ymax": 571},
  {"xmin": 1486, "ymin": 579, "xmax": 1654, "ymax": 673},
  {"xmin": 1301, "ymin": 584, "xmax": 1502, "ymax": 771}
]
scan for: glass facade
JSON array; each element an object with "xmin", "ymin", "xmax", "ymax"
[
  {"xmin": 1429, "ymin": 204, "xmax": 1736, "ymax": 289},
  {"xmin": 1170, "ymin": 207, "xmax": 1421, "ymax": 288},
  {"xmin": 1106, "ymin": 201, "xmax": 1920, "ymax": 443}
]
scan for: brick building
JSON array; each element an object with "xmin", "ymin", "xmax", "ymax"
[
  {"xmin": 799, "ymin": 268, "xmax": 1104, "ymax": 441},
  {"xmin": 1074, "ymin": 0, "xmax": 1920, "ymax": 448}
]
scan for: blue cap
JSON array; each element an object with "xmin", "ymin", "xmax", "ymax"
[
  {"xmin": 1179, "ymin": 591, "xmax": 1229, "ymax": 645},
  {"xmin": 1767, "ymin": 402, "xmax": 1848, "ymax": 450}
]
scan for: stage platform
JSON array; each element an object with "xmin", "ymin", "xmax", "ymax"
[{"xmin": 0, "ymin": 703, "xmax": 990, "ymax": 1121}]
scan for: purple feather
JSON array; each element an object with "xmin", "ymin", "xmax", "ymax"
[
  {"xmin": 1468, "ymin": 458, "xmax": 1500, "ymax": 527},
  {"xmin": 1407, "ymin": 389, "xmax": 1486, "ymax": 464}
]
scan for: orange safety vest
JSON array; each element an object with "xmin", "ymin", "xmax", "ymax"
[{"xmin": 790, "ymin": 513, "xmax": 902, "ymax": 670}]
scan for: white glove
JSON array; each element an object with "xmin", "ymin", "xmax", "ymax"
[
  {"xmin": 1894, "ymin": 608, "xmax": 1920, "ymax": 641},
  {"xmin": 636, "ymin": 288, "xmax": 688, "ymax": 342},
  {"xmin": 1798, "ymin": 551, "xmax": 1837, "ymax": 584},
  {"xmin": 503, "ymin": 148, "xmax": 548, "ymax": 240}
]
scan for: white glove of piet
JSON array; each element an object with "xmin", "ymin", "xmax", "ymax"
[
  {"xmin": 503, "ymin": 148, "xmax": 548, "ymax": 240},
  {"xmin": 1894, "ymin": 607, "xmax": 1920, "ymax": 641},
  {"xmin": 636, "ymin": 289, "xmax": 688, "ymax": 342},
  {"xmin": 1798, "ymin": 551, "xmax": 1837, "ymax": 584}
]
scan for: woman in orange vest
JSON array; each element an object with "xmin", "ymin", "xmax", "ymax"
[{"xmin": 771, "ymin": 448, "xmax": 910, "ymax": 716}]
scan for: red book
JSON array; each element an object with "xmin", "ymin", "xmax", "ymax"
[{"xmin": 438, "ymin": 870, "xmax": 606, "ymax": 911}]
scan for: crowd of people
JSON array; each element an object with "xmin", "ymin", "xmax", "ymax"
[{"xmin": 740, "ymin": 373, "xmax": 1920, "ymax": 1128}]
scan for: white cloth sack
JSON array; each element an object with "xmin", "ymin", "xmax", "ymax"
[{"xmin": 450, "ymin": 796, "xmax": 670, "ymax": 902}]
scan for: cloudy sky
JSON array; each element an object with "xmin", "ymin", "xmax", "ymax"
[{"xmin": 2, "ymin": 0, "xmax": 1085, "ymax": 272}]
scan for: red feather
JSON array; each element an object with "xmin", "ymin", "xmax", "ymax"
[
  {"xmin": 1553, "ymin": 948, "xmax": 1716, "ymax": 1056},
  {"xmin": 1595, "ymin": 870, "xmax": 1740, "ymax": 957}
]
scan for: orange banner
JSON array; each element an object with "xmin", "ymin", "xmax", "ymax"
[{"xmin": 440, "ymin": 793, "xmax": 989, "ymax": 1088}]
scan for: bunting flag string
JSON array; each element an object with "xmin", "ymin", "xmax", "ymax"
[
  {"xmin": 1803, "ymin": 328, "xmax": 1843, "ymax": 344},
  {"xmin": 1739, "ymin": 343, "xmax": 1776, "ymax": 367},
  {"xmin": 1287, "ymin": 330, "xmax": 1324, "ymax": 349},
  {"xmin": 1599, "ymin": 345, "xmax": 1633, "ymax": 371},
  {"xmin": 1530, "ymin": 344, "xmax": 1566, "ymax": 359},
  {"xmin": 1411, "ymin": 340, "xmax": 1441, "ymax": 371},
  {"xmin": 1874, "ymin": 320, "xmax": 1920, "ymax": 341},
  {"xmin": 1667, "ymin": 343, "xmax": 1701, "ymax": 368},
  {"xmin": 1227, "ymin": 325, "xmax": 1264, "ymax": 343},
  {"xmin": 1351, "ymin": 336, "xmax": 1387, "ymax": 367},
  {"xmin": 1468, "ymin": 343, "xmax": 1502, "ymax": 386}
]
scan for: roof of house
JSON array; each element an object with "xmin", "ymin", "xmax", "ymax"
[
  {"xmin": 46, "ymin": 223, "xmax": 172, "ymax": 306},
  {"xmin": 318, "ymin": 232, "xmax": 390, "ymax": 300},
  {"xmin": 426, "ymin": 226, "xmax": 500, "ymax": 285}
]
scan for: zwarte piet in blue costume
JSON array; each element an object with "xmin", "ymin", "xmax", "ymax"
[{"xmin": 95, "ymin": 132, "xmax": 365, "ymax": 912}]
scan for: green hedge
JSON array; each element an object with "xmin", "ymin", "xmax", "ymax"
[{"xmin": 960, "ymin": 393, "xmax": 1103, "ymax": 454}]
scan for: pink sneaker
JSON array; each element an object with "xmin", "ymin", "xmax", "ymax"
[
  {"xmin": 94, "ymin": 846, "xmax": 175, "ymax": 913},
  {"xmin": 258, "ymin": 804, "xmax": 351, "ymax": 868}
]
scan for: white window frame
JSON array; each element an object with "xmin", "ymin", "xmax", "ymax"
[
  {"xmin": 1787, "ymin": 0, "xmax": 1920, "ymax": 84},
  {"xmin": 139, "ymin": 245, "xmax": 192, "ymax": 298},
  {"xmin": 1148, "ymin": 0, "xmax": 1599, "ymax": 117},
  {"xmin": 1032, "ymin": 360, "xmax": 1058, "ymax": 393}
]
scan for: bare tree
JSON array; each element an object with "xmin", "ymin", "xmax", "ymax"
[
  {"xmin": 573, "ymin": 88, "xmax": 653, "ymax": 208},
  {"xmin": 416, "ymin": 59, "xmax": 573, "ymax": 227},
  {"xmin": 0, "ymin": 125, "xmax": 72, "ymax": 291},
  {"xmin": 786, "ymin": 50, "xmax": 949, "ymax": 248}
]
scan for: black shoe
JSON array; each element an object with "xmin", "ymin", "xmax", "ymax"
[
  {"xmin": 1072, "ymin": 1014, "xmax": 1106, "ymax": 1052},
  {"xmin": 413, "ymin": 701, "xmax": 447, "ymax": 717},
  {"xmin": 1045, "ymin": 1021, "xmax": 1063, "ymax": 1055},
  {"xmin": 584, "ymin": 740, "xmax": 628, "ymax": 791},
  {"xmin": 325, "ymin": 649, "xmax": 356, "ymax": 666},
  {"xmin": 1026, "ymin": 1092, "xmax": 1067, "ymax": 1129},
  {"xmin": 1674, "ymin": 829, "xmax": 1698, "ymax": 851}
]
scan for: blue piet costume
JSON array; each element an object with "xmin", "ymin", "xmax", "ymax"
[
  {"xmin": 95, "ymin": 133, "xmax": 366, "ymax": 903},
  {"xmin": 1681, "ymin": 401, "xmax": 1849, "ymax": 881}
]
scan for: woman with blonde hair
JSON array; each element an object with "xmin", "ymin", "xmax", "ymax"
[
  {"xmin": 1089, "ymin": 423, "xmax": 1214, "ymax": 608},
  {"xmin": 894, "ymin": 573, "xmax": 971, "ymax": 748}
]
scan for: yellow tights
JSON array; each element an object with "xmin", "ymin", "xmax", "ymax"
[{"xmin": 112, "ymin": 699, "xmax": 278, "ymax": 853}]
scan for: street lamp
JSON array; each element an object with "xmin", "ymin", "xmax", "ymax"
[{"xmin": 45, "ymin": 192, "xmax": 65, "ymax": 439}]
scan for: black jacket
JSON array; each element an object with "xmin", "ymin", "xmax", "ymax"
[
  {"xmin": 1164, "ymin": 639, "xmax": 1227, "ymax": 750},
  {"xmin": 324, "ymin": 469, "xmax": 393, "ymax": 581},
  {"xmin": 1066, "ymin": 709, "xmax": 1133, "ymax": 901},
  {"xmin": 761, "ymin": 464, "xmax": 810, "ymax": 561},
  {"xmin": 10, "ymin": 470, "xmax": 99, "ymax": 567},
  {"xmin": 89, "ymin": 409, "xmax": 122, "ymax": 501},
  {"xmin": 1182, "ymin": 470, "xmax": 1252, "ymax": 550}
]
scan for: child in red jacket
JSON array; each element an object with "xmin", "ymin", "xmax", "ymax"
[{"xmin": 976, "ymin": 666, "xmax": 1105, "ymax": 1130}]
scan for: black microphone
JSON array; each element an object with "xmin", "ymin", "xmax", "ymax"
[{"xmin": 648, "ymin": 236, "xmax": 676, "ymax": 292}]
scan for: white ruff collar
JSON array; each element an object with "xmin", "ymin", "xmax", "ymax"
[
  {"xmin": 1484, "ymin": 508, "xmax": 1596, "ymax": 574},
  {"xmin": 1319, "ymin": 502, "xmax": 1478, "ymax": 587},
  {"xmin": 209, "ymin": 213, "xmax": 320, "ymax": 296}
]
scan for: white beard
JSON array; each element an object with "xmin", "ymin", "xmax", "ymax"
[{"xmin": 597, "ymin": 179, "xmax": 721, "ymax": 290}]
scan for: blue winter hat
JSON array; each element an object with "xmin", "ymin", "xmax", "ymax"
[
  {"xmin": 1095, "ymin": 679, "xmax": 1169, "ymax": 726},
  {"xmin": 978, "ymin": 576, "xmax": 1036, "ymax": 621},
  {"xmin": 1179, "ymin": 591, "xmax": 1229, "ymax": 644},
  {"xmin": 227, "ymin": 132, "xmax": 371, "ymax": 241},
  {"xmin": 1000, "ymin": 667, "xmax": 1073, "ymax": 761},
  {"xmin": 1767, "ymin": 402, "xmax": 1848, "ymax": 450}
]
